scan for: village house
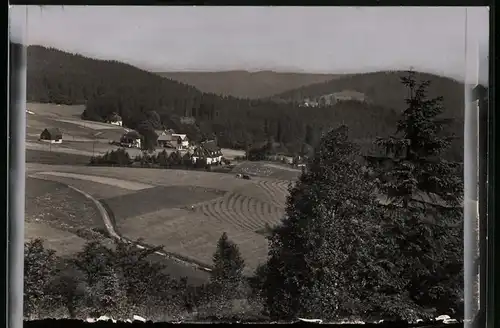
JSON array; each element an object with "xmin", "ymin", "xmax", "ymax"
[
  {"xmin": 106, "ymin": 112, "xmax": 123, "ymax": 126},
  {"xmin": 40, "ymin": 128, "xmax": 63, "ymax": 144},
  {"xmin": 192, "ymin": 140, "xmax": 223, "ymax": 165},
  {"xmin": 157, "ymin": 133, "xmax": 174, "ymax": 148},
  {"xmin": 171, "ymin": 133, "xmax": 189, "ymax": 150},
  {"xmin": 120, "ymin": 131, "xmax": 142, "ymax": 148}
]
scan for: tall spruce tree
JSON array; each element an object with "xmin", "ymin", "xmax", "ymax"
[
  {"xmin": 374, "ymin": 70, "xmax": 463, "ymax": 208},
  {"xmin": 371, "ymin": 70, "xmax": 464, "ymax": 318},
  {"xmin": 264, "ymin": 126, "xmax": 394, "ymax": 320},
  {"xmin": 211, "ymin": 232, "xmax": 245, "ymax": 294},
  {"xmin": 209, "ymin": 232, "xmax": 246, "ymax": 318}
]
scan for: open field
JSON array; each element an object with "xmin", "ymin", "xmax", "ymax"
[
  {"xmin": 25, "ymin": 221, "xmax": 88, "ymax": 257},
  {"xmin": 232, "ymin": 161, "xmax": 301, "ymax": 180},
  {"xmin": 29, "ymin": 175, "xmax": 135, "ymax": 200},
  {"xmin": 102, "ymin": 186, "xmax": 224, "ymax": 222},
  {"xmin": 27, "ymin": 149, "xmax": 91, "ymax": 166},
  {"xmin": 117, "ymin": 207, "xmax": 269, "ymax": 275},
  {"xmin": 25, "ymin": 177, "xmax": 104, "ymax": 258},
  {"xmin": 26, "ymin": 177, "xmax": 104, "ymax": 233},
  {"xmin": 25, "ymin": 102, "xmax": 238, "ymax": 161},
  {"xmin": 27, "ymin": 174, "xmax": 211, "ymax": 283},
  {"xmin": 26, "ymin": 164, "xmax": 295, "ymax": 274},
  {"xmin": 27, "ymin": 103, "xmax": 85, "ymax": 119},
  {"xmin": 25, "ymin": 103, "xmax": 300, "ymax": 275}
]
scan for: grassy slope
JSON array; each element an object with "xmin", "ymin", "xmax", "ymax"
[{"xmin": 158, "ymin": 70, "xmax": 341, "ymax": 99}]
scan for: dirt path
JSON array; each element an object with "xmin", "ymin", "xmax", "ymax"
[
  {"xmin": 29, "ymin": 173, "xmax": 213, "ymax": 274},
  {"xmin": 68, "ymin": 185, "xmax": 121, "ymax": 240}
]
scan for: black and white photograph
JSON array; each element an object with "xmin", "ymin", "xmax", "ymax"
[{"xmin": 9, "ymin": 5, "xmax": 489, "ymax": 325}]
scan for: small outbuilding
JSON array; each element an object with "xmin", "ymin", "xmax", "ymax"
[
  {"xmin": 40, "ymin": 128, "xmax": 63, "ymax": 144},
  {"xmin": 157, "ymin": 133, "xmax": 174, "ymax": 148},
  {"xmin": 106, "ymin": 112, "xmax": 123, "ymax": 126}
]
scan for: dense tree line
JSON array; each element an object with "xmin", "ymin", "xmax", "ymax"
[
  {"xmin": 262, "ymin": 72, "xmax": 463, "ymax": 321},
  {"xmin": 89, "ymin": 148, "xmax": 229, "ymax": 171},
  {"xmin": 28, "ymin": 45, "xmax": 451, "ymax": 158},
  {"xmin": 24, "ymin": 232, "xmax": 253, "ymax": 321}
]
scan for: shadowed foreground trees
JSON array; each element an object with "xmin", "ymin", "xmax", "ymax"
[
  {"xmin": 260, "ymin": 72, "xmax": 464, "ymax": 322},
  {"xmin": 263, "ymin": 126, "xmax": 397, "ymax": 320},
  {"xmin": 372, "ymin": 71, "xmax": 464, "ymax": 317}
]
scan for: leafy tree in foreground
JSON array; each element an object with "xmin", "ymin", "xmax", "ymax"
[
  {"xmin": 371, "ymin": 70, "xmax": 464, "ymax": 318},
  {"xmin": 264, "ymin": 126, "xmax": 394, "ymax": 320},
  {"xmin": 209, "ymin": 232, "xmax": 246, "ymax": 318},
  {"xmin": 24, "ymin": 239, "xmax": 58, "ymax": 319}
]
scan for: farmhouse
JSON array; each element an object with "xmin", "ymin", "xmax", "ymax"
[
  {"xmin": 157, "ymin": 133, "xmax": 174, "ymax": 148},
  {"xmin": 120, "ymin": 131, "xmax": 142, "ymax": 148},
  {"xmin": 106, "ymin": 112, "xmax": 123, "ymax": 126},
  {"xmin": 192, "ymin": 140, "xmax": 223, "ymax": 165},
  {"xmin": 172, "ymin": 133, "xmax": 189, "ymax": 150},
  {"xmin": 40, "ymin": 128, "xmax": 63, "ymax": 144}
]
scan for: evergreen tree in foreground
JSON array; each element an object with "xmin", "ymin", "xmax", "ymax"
[
  {"xmin": 209, "ymin": 232, "xmax": 246, "ymax": 318},
  {"xmin": 264, "ymin": 126, "xmax": 394, "ymax": 320},
  {"xmin": 371, "ymin": 70, "xmax": 464, "ymax": 318},
  {"xmin": 374, "ymin": 70, "xmax": 463, "ymax": 208}
]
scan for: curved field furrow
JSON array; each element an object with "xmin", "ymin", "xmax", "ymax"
[
  {"xmin": 248, "ymin": 197, "xmax": 267, "ymax": 230},
  {"xmin": 256, "ymin": 180, "xmax": 288, "ymax": 208},
  {"xmin": 212, "ymin": 194, "xmax": 248, "ymax": 231},
  {"xmin": 242, "ymin": 196, "xmax": 261, "ymax": 231},
  {"xmin": 195, "ymin": 190, "xmax": 285, "ymax": 233},
  {"xmin": 232, "ymin": 194, "xmax": 257, "ymax": 231}
]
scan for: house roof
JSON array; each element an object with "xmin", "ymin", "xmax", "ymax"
[
  {"xmin": 200, "ymin": 140, "xmax": 220, "ymax": 152},
  {"xmin": 108, "ymin": 112, "xmax": 122, "ymax": 121},
  {"xmin": 194, "ymin": 140, "xmax": 222, "ymax": 157},
  {"xmin": 42, "ymin": 128, "xmax": 62, "ymax": 138},
  {"xmin": 157, "ymin": 134, "xmax": 172, "ymax": 141},
  {"xmin": 172, "ymin": 133, "xmax": 187, "ymax": 140},
  {"xmin": 123, "ymin": 131, "xmax": 141, "ymax": 139}
]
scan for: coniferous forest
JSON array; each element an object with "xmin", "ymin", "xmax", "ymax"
[{"xmin": 26, "ymin": 45, "xmax": 464, "ymax": 161}]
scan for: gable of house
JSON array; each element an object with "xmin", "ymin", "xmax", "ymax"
[
  {"xmin": 41, "ymin": 128, "xmax": 62, "ymax": 140},
  {"xmin": 172, "ymin": 134, "xmax": 188, "ymax": 141}
]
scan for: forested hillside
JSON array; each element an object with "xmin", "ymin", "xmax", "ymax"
[
  {"xmin": 158, "ymin": 70, "xmax": 341, "ymax": 99},
  {"xmin": 272, "ymin": 71, "xmax": 465, "ymax": 119},
  {"xmin": 26, "ymin": 45, "xmax": 462, "ymax": 160}
]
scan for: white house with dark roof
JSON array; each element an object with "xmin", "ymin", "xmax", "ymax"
[{"xmin": 192, "ymin": 140, "xmax": 223, "ymax": 165}]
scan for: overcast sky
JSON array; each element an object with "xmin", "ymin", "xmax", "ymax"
[{"xmin": 11, "ymin": 6, "xmax": 489, "ymax": 83}]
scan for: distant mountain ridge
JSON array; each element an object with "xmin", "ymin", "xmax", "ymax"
[
  {"xmin": 157, "ymin": 70, "xmax": 342, "ymax": 99},
  {"xmin": 270, "ymin": 70, "xmax": 465, "ymax": 118}
]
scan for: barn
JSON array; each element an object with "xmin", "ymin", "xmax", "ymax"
[{"xmin": 40, "ymin": 128, "xmax": 63, "ymax": 144}]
